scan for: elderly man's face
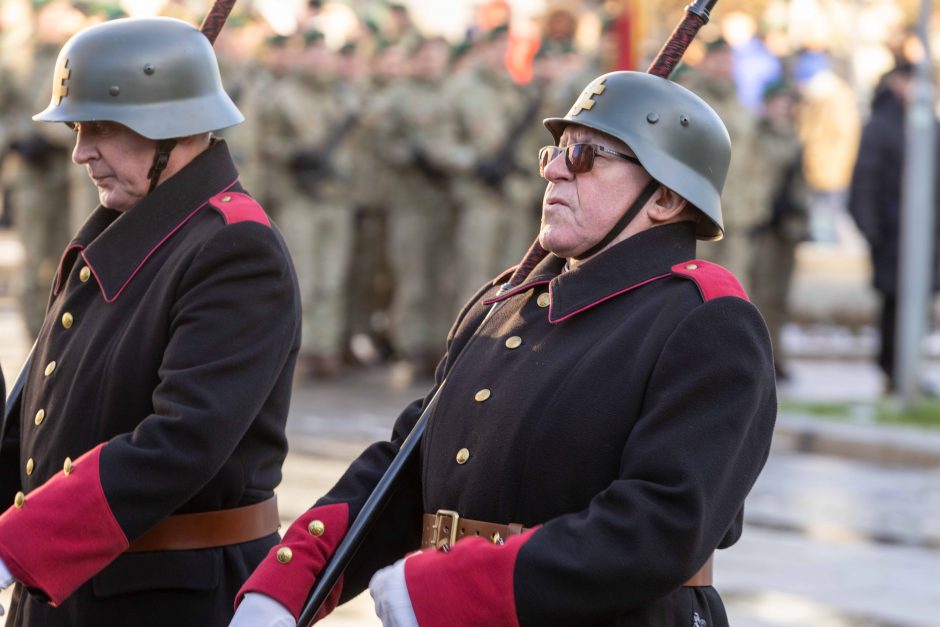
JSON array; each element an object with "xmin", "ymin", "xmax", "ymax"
[
  {"xmin": 72, "ymin": 121, "xmax": 156, "ymax": 212},
  {"xmin": 539, "ymin": 125, "xmax": 653, "ymax": 259}
]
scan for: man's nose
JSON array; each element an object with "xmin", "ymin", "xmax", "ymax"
[
  {"xmin": 543, "ymin": 149, "xmax": 573, "ymax": 182},
  {"xmin": 72, "ymin": 131, "xmax": 95, "ymax": 165}
]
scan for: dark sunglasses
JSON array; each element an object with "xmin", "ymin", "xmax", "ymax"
[{"xmin": 538, "ymin": 143, "xmax": 641, "ymax": 178}]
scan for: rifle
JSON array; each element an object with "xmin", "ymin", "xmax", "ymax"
[
  {"xmin": 295, "ymin": 2, "xmax": 721, "ymax": 624},
  {"xmin": 289, "ymin": 112, "xmax": 360, "ymax": 197},
  {"xmin": 476, "ymin": 88, "xmax": 544, "ymax": 189}
]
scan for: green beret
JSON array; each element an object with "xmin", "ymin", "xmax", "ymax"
[
  {"xmin": 486, "ymin": 23, "xmax": 510, "ymax": 42},
  {"xmin": 303, "ymin": 29, "xmax": 325, "ymax": 45},
  {"xmin": 266, "ymin": 34, "xmax": 290, "ymax": 48}
]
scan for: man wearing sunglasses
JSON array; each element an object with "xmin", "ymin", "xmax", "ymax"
[{"xmin": 234, "ymin": 71, "xmax": 776, "ymax": 627}]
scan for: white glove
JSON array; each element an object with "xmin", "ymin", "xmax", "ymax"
[
  {"xmin": 370, "ymin": 558, "xmax": 419, "ymax": 627},
  {"xmin": 229, "ymin": 592, "xmax": 296, "ymax": 627},
  {"xmin": 0, "ymin": 556, "xmax": 14, "ymax": 589},
  {"xmin": 0, "ymin": 555, "xmax": 13, "ymax": 615}
]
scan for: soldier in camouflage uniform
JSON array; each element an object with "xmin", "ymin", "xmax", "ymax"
[
  {"xmin": 255, "ymin": 32, "xmax": 356, "ymax": 378},
  {"xmin": 343, "ymin": 41, "xmax": 409, "ymax": 367},
  {"xmin": 678, "ymin": 38, "xmax": 759, "ymax": 290},
  {"xmin": 1, "ymin": 7, "xmax": 78, "ymax": 338},
  {"xmin": 298, "ymin": 32, "xmax": 360, "ymax": 377},
  {"xmin": 747, "ymin": 82, "xmax": 809, "ymax": 380},
  {"xmin": 370, "ymin": 37, "xmax": 464, "ymax": 380},
  {"xmin": 345, "ymin": 41, "xmax": 397, "ymax": 355},
  {"xmin": 444, "ymin": 26, "xmax": 532, "ymax": 306}
]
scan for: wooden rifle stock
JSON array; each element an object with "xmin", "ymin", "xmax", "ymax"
[{"xmin": 199, "ymin": 0, "xmax": 237, "ymax": 44}]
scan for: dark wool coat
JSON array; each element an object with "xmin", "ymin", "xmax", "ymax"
[
  {"xmin": 0, "ymin": 141, "xmax": 300, "ymax": 627},
  {"xmin": 847, "ymin": 87, "xmax": 940, "ymax": 297},
  {"xmin": 241, "ymin": 222, "xmax": 777, "ymax": 626}
]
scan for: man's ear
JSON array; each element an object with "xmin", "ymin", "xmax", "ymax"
[{"xmin": 647, "ymin": 185, "xmax": 688, "ymax": 223}]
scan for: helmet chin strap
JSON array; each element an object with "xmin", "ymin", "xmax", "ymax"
[
  {"xmin": 574, "ymin": 179, "xmax": 660, "ymax": 261},
  {"xmin": 147, "ymin": 139, "xmax": 178, "ymax": 193}
]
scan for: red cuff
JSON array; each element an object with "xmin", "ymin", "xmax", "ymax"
[
  {"xmin": 236, "ymin": 503, "xmax": 348, "ymax": 621},
  {"xmin": 0, "ymin": 444, "xmax": 128, "ymax": 605},
  {"xmin": 404, "ymin": 527, "xmax": 537, "ymax": 627}
]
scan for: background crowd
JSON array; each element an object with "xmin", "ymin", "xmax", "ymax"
[{"xmin": 0, "ymin": 0, "xmax": 934, "ymax": 391}]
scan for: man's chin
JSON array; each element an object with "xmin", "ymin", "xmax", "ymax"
[{"xmin": 538, "ymin": 232, "xmax": 574, "ymax": 259}]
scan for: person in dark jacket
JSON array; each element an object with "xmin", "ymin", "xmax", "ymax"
[
  {"xmin": 233, "ymin": 72, "xmax": 776, "ymax": 627},
  {"xmin": 847, "ymin": 62, "xmax": 940, "ymax": 392},
  {"xmin": 0, "ymin": 17, "xmax": 301, "ymax": 626}
]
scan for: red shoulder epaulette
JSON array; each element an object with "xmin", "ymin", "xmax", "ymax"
[
  {"xmin": 671, "ymin": 259, "xmax": 749, "ymax": 302},
  {"xmin": 208, "ymin": 191, "xmax": 271, "ymax": 227}
]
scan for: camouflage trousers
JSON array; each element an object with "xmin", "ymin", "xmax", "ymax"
[
  {"xmin": 387, "ymin": 203, "xmax": 457, "ymax": 359},
  {"xmin": 280, "ymin": 197, "xmax": 354, "ymax": 358},
  {"xmin": 12, "ymin": 161, "xmax": 72, "ymax": 339},
  {"xmin": 748, "ymin": 231, "xmax": 798, "ymax": 363}
]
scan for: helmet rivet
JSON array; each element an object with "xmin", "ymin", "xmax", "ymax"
[
  {"xmin": 143, "ymin": 64, "xmax": 155, "ymax": 75},
  {"xmin": 646, "ymin": 112, "xmax": 660, "ymax": 124},
  {"xmin": 108, "ymin": 85, "xmax": 120, "ymax": 97},
  {"xmin": 680, "ymin": 114, "xmax": 690, "ymax": 127}
]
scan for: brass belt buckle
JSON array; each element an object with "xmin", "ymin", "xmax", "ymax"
[{"xmin": 431, "ymin": 509, "xmax": 460, "ymax": 550}]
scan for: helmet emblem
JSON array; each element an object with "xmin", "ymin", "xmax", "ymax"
[
  {"xmin": 54, "ymin": 59, "xmax": 71, "ymax": 105},
  {"xmin": 569, "ymin": 78, "xmax": 607, "ymax": 116}
]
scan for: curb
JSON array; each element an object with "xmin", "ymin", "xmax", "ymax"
[{"xmin": 774, "ymin": 412, "xmax": 940, "ymax": 468}]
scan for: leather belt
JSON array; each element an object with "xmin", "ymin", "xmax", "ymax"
[
  {"xmin": 422, "ymin": 510, "xmax": 524, "ymax": 549},
  {"xmin": 127, "ymin": 496, "xmax": 280, "ymax": 553},
  {"xmin": 421, "ymin": 510, "xmax": 713, "ymax": 587}
]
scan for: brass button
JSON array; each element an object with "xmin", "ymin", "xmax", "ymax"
[
  {"xmin": 537, "ymin": 293, "xmax": 550, "ymax": 308},
  {"xmin": 63, "ymin": 457, "xmax": 73, "ymax": 475},
  {"xmin": 456, "ymin": 448, "xmax": 470, "ymax": 464},
  {"xmin": 276, "ymin": 547, "xmax": 293, "ymax": 563},
  {"xmin": 474, "ymin": 389, "xmax": 491, "ymax": 402},
  {"xmin": 44, "ymin": 361, "xmax": 56, "ymax": 377},
  {"xmin": 308, "ymin": 520, "xmax": 326, "ymax": 536},
  {"xmin": 79, "ymin": 266, "xmax": 91, "ymax": 282},
  {"xmin": 221, "ymin": 195, "xmax": 232, "ymax": 203},
  {"xmin": 14, "ymin": 492, "xmax": 24, "ymax": 508},
  {"xmin": 25, "ymin": 458, "xmax": 34, "ymax": 476},
  {"xmin": 685, "ymin": 263, "xmax": 698, "ymax": 270},
  {"xmin": 61, "ymin": 312, "xmax": 74, "ymax": 329},
  {"xmin": 505, "ymin": 336, "xmax": 522, "ymax": 349},
  {"xmin": 34, "ymin": 409, "xmax": 45, "ymax": 426}
]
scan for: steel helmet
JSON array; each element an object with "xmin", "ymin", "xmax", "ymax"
[
  {"xmin": 33, "ymin": 17, "xmax": 243, "ymax": 139},
  {"xmin": 544, "ymin": 71, "xmax": 730, "ymax": 240}
]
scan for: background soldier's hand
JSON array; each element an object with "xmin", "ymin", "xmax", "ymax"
[
  {"xmin": 411, "ymin": 146, "xmax": 447, "ymax": 180},
  {"xmin": 474, "ymin": 159, "xmax": 506, "ymax": 188},
  {"xmin": 9, "ymin": 135, "xmax": 54, "ymax": 167},
  {"xmin": 288, "ymin": 149, "xmax": 327, "ymax": 175},
  {"xmin": 229, "ymin": 592, "xmax": 296, "ymax": 627}
]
